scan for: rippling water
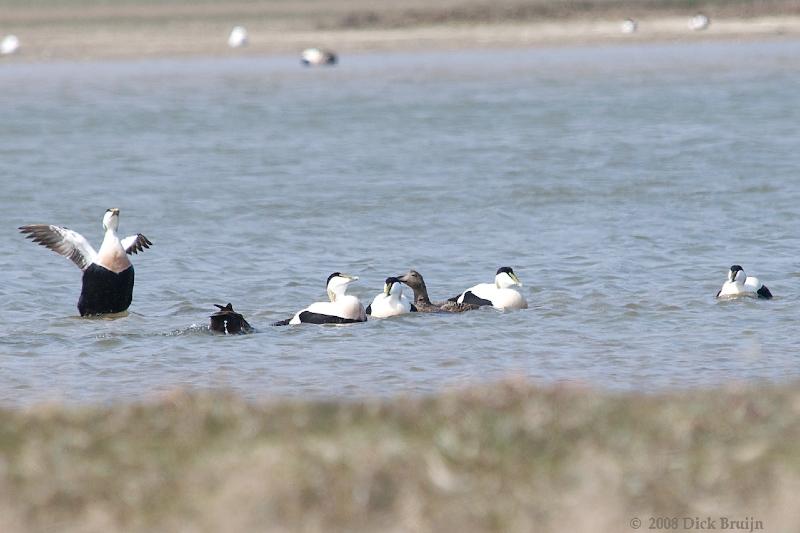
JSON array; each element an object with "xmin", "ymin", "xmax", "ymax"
[{"xmin": 1, "ymin": 40, "xmax": 799, "ymax": 405}]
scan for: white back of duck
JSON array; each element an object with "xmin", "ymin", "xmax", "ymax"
[{"xmin": 367, "ymin": 277, "xmax": 415, "ymax": 318}]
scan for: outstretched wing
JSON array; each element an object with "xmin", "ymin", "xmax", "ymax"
[
  {"xmin": 121, "ymin": 234, "xmax": 152, "ymax": 255},
  {"xmin": 19, "ymin": 224, "xmax": 97, "ymax": 271}
]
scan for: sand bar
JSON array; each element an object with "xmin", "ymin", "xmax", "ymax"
[{"xmin": 1, "ymin": 1, "xmax": 799, "ymax": 61}]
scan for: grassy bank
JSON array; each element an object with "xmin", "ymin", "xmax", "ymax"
[
  {"xmin": 1, "ymin": 0, "xmax": 799, "ymax": 61},
  {"xmin": 1, "ymin": 380, "xmax": 799, "ymax": 532}
]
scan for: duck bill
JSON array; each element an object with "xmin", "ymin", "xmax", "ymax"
[
  {"xmin": 510, "ymin": 272, "xmax": 522, "ymax": 286},
  {"xmin": 384, "ymin": 282, "xmax": 392, "ymax": 296}
]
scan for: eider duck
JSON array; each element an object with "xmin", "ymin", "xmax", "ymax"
[
  {"xmin": 209, "ymin": 303, "xmax": 253, "ymax": 334},
  {"xmin": 273, "ymin": 272, "xmax": 366, "ymax": 325},
  {"xmin": 366, "ymin": 277, "xmax": 417, "ymax": 318},
  {"xmin": 0, "ymin": 35, "xmax": 19, "ymax": 56},
  {"xmin": 395, "ymin": 270, "xmax": 479, "ymax": 313},
  {"xmin": 19, "ymin": 208, "xmax": 152, "ymax": 316},
  {"xmin": 227, "ymin": 26, "xmax": 248, "ymax": 48},
  {"xmin": 449, "ymin": 267, "xmax": 528, "ymax": 310},
  {"xmin": 716, "ymin": 265, "xmax": 772, "ymax": 299},
  {"xmin": 301, "ymin": 48, "xmax": 337, "ymax": 66}
]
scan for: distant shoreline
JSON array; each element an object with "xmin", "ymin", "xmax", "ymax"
[{"xmin": 1, "ymin": 6, "xmax": 799, "ymax": 62}]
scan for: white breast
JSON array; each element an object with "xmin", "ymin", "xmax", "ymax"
[
  {"xmin": 718, "ymin": 280, "xmax": 757, "ymax": 298},
  {"xmin": 369, "ymin": 293, "xmax": 412, "ymax": 318},
  {"xmin": 95, "ymin": 245, "xmax": 131, "ymax": 273},
  {"xmin": 491, "ymin": 288, "xmax": 528, "ymax": 310}
]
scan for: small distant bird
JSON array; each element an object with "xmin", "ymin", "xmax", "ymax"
[
  {"xmin": 19, "ymin": 209, "xmax": 152, "ymax": 316},
  {"xmin": 621, "ymin": 18, "xmax": 638, "ymax": 34},
  {"xmin": 1, "ymin": 35, "xmax": 20, "ymax": 56},
  {"xmin": 209, "ymin": 303, "xmax": 253, "ymax": 334},
  {"xmin": 716, "ymin": 265, "xmax": 772, "ymax": 299},
  {"xmin": 228, "ymin": 26, "xmax": 248, "ymax": 48},
  {"xmin": 689, "ymin": 14, "xmax": 710, "ymax": 31},
  {"xmin": 301, "ymin": 48, "xmax": 337, "ymax": 66},
  {"xmin": 366, "ymin": 277, "xmax": 417, "ymax": 318},
  {"xmin": 449, "ymin": 267, "xmax": 528, "ymax": 311},
  {"xmin": 273, "ymin": 273, "xmax": 366, "ymax": 325}
]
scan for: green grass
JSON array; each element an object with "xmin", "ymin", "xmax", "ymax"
[{"xmin": 1, "ymin": 380, "xmax": 799, "ymax": 532}]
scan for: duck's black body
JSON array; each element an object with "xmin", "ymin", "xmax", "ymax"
[
  {"xmin": 77, "ymin": 264, "xmax": 134, "ymax": 316},
  {"xmin": 209, "ymin": 303, "xmax": 253, "ymax": 334},
  {"xmin": 272, "ymin": 311, "xmax": 364, "ymax": 326}
]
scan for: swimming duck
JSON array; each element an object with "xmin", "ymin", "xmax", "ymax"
[
  {"xmin": 209, "ymin": 303, "xmax": 253, "ymax": 334},
  {"xmin": 716, "ymin": 265, "xmax": 772, "ymax": 299},
  {"xmin": 273, "ymin": 272, "xmax": 366, "ymax": 325},
  {"xmin": 449, "ymin": 267, "xmax": 528, "ymax": 310},
  {"xmin": 301, "ymin": 48, "xmax": 337, "ymax": 66},
  {"xmin": 395, "ymin": 270, "xmax": 479, "ymax": 313},
  {"xmin": 20, "ymin": 209, "xmax": 152, "ymax": 316},
  {"xmin": 366, "ymin": 277, "xmax": 417, "ymax": 318}
]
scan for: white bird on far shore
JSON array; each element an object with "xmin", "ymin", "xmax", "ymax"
[
  {"xmin": 228, "ymin": 26, "xmax": 248, "ymax": 48},
  {"xmin": 621, "ymin": 18, "xmax": 637, "ymax": 34},
  {"xmin": 689, "ymin": 14, "xmax": 710, "ymax": 31},
  {"xmin": 1, "ymin": 35, "xmax": 20, "ymax": 56}
]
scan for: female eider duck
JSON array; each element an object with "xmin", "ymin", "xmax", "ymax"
[
  {"xmin": 209, "ymin": 303, "xmax": 253, "ymax": 334},
  {"xmin": 716, "ymin": 265, "xmax": 772, "ymax": 299},
  {"xmin": 366, "ymin": 277, "xmax": 417, "ymax": 318},
  {"xmin": 395, "ymin": 270, "xmax": 479, "ymax": 313},
  {"xmin": 273, "ymin": 272, "xmax": 366, "ymax": 325},
  {"xmin": 19, "ymin": 208, "xmax": 152, "ymax": 316},
  {"xmin": 449, "ymin": 267, "xmax": 528, "ymax": 311}
]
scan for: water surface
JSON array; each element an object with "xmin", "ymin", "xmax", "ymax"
[{"xmin": 1, "ymin": 40, "xmax": 799, "ymax": 405}]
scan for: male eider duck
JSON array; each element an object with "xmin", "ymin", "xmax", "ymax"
[
  {"xmin": 716, "ymin": 265, "xmax": 772, "ymax": 299},
  {"xmin": 301, "ymin": 48, "xmax": 337, "ymax": 66},
  {"xmin": 395, "ymin": 270, "xmax": 479, "ymax": 313},
  {"xmin": 273, "ymin": 272, "xmax": 366, "ymax": 325},
  {"xmin": 209, "ymin": 303, "xmax": 253, "ymax": 334},
  {"xmin": 366, "ymin": 277, "xmax": 417, "ymax": 318},
  {"xmin": 449, "ymin": 267, "xmax": 528, "ymax": 311},
  {"xmin": 19, "ymin": 208, "xmax": 152, "ymax": 316}
]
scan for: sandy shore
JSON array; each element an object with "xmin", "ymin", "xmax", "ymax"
[{"xmin": 1, "ymin": 1, "xmax": 799, "ymax": 62}]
